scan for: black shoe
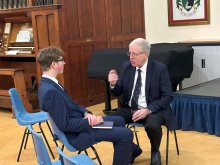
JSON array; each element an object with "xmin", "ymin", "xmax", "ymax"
[
  {"xmin": 130, "ymin": 145, "xmax": 143, "ymax": 164},
  {"xmin": 150, "ymin": 151, "xmax": 161, "ymax": 165}
]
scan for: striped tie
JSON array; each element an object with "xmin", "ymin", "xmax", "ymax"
[{"xmin": 131, "ymin": 69, "xmax": 142, "ymax": 110}]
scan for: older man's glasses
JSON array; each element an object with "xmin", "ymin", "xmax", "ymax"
[{"xmin": 127, "ymin": 51, "xmax": 145, "ymax": 57}]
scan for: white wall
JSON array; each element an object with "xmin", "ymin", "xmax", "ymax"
[{"xmin": 144, "ymin": 0, "xmax": 220, "ymax": 43}]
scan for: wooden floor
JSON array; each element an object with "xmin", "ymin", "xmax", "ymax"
[{"xmin": 0, "ymin": 100, "xmax": 220, "ymax": 165}]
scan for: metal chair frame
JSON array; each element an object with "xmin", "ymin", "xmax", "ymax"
[{"xmin": 127, "ymin": 122, "xmax": 180, "ymax": 165}]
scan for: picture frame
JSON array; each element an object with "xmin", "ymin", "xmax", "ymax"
[{"xmin": 168, "ymin": 0, "xmax": 210, "ymax": 26}]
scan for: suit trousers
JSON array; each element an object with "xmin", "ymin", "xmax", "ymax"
[
  {"xmin": 94, "ymin": 116, "xmax": 133, "ymax": 165},
  {"xmin": 109, "ymin": 108, "xmax": 164, "ymax": 153}
]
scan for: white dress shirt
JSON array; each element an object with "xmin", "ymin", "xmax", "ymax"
[{"xmin": 42, "ymin": 75, "xmax": 63, "ymax": 90}]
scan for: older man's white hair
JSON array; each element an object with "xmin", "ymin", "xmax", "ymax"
[{"xmin": 129, "ymin": 38, "xmax": 151, "ymax": 55}]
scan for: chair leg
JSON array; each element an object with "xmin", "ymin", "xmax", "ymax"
[
  {"xmin": 128, "ymin": 125, "xmax": 140, "ymax": 147},
  {"xmin": 166, "ymin": 129, "xmax": 169, "ymax": 165},
  {"xmin": 83, "ymin": 149, "xmax": 89, "ymax": 155},
  {"xmin": 166, "ymin": 129, "xmax": 180, "ymax": 165},
  {"xmin": 84, "ymin": 150, "xmax": 89, "ymax": 155},
  {"xmin": 77, "ymin": 149, "xmax": 88, "ymax": 155},
  {"xmin": 133, "ymin": 125, "xmax": 140, "ymax": 147},
  {"xmin": 90, "ymin": 145, "xmax": 102, "ymax": 165},
  {"xmin": 17, "ymin": 127, "xmax": 28, "ymax": 162},
  {"xmin": 24, "ymin": 129, "xmax": 30, "ymax": 149},
  {"xmin": 39, "ymin": 122, "xmax": 55, "ymax": 159},
  {"xmin": 173, "ymin": 130, "xmax": 180, "ymax": 155},
  {"xmin": 61, "ymin": 144, "xmax": 65, "ymax": 151},
  {"xmin": 45, "ymin": 121, "xmax": 58, "ymax": 147}
]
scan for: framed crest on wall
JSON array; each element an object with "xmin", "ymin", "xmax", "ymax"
[{"xmin": 168, "ymin": 0, "xmax": 210, "ymax": 26}]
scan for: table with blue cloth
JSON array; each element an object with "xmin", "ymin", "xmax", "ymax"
[{"xmin": 172, "ymin": 78, "xmax": 220, "ymax": 137}]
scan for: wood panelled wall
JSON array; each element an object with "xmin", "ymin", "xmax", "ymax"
[
  {"xmin": 59, "ymin": 0, "xmax": 145, "ymax": 106},
  {"xmin": 32, "ymin": 9, "xmax": 63, "ymax": 85}
]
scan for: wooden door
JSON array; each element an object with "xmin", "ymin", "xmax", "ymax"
[
  {"xmin": 60, "ymin": 0, "xmax": 108, "ymax": 106},
  {"xmin": 108, "ymin": 0, "xmax": 145, "ymax": 47},
  {"xmin": 60, "ymin": 0, "xmax": 145, "ymax": 106}
]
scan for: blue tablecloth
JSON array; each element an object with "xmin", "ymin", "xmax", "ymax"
[{"xmin": 172, "ymin": 94, "xmax": 220, "ymax": 136}]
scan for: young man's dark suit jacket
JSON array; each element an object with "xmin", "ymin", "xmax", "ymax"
[
  {"xmin": 111, "ymin": 59, "xmax": 177, "ymax": 130},
  {"xmin": 38, "ymin": 77, "xmax": 95, "ymax": 150}
]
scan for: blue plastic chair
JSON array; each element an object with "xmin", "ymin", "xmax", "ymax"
[
  {"xmin": 47, "ymin": 113, "xmax": 102, "ymax": 165},
  {"xmin": 57, "ymin": 147, "xmax": 97, "ymax": 165},
  {"xmin": 9, "ymin": 88, "xmax": 55, "ymax": 162},
  {"xmin": 127, "ymin": 122, "xmax": 179, "ymax": 165},
  {"xmin": 28, "ymin": 125, "xmax": 60, "ymax": 165},
  {"xmin": 27, "ymin": 125, "xmax": 96, "ymax": 165}
]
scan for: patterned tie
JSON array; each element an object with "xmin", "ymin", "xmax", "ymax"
[{"xmin": 131, "ymin": 69, "xmax": 142, "ymax": 110}]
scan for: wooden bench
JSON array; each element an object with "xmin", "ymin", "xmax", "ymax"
[{"xmin": 0, "ymin": 68, "xmax": 33, "ymax": 115}]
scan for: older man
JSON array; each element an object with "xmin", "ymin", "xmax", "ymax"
[{"xmin": 108, "ymin": 38, "xmax": 177, "ymax": 165}]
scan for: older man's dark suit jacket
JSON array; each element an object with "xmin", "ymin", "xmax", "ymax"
[
  {"xmin": 38, "ymin": 77, "xmax": 95, "ymax": 150},
  {"xmin": 111, "ymin": 59, "xmax": 177, "ymax": 130}
]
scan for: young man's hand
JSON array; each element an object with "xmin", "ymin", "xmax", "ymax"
[{"xmin": 84, "ymin": 113, "xmax": 103, "ymax": 126}]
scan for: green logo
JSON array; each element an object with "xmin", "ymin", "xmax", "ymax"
[{"xmin": 176, "ymin": 0, "xmax": 201, "ymax": 16}]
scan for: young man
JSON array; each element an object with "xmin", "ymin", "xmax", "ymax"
[
  {"xmin": 37, "ymin": 46, "xmax": 141, "ymax": 165},
  {"xmin": 108, "ymin": 38, "xmax": 177, "ymax": 165}
]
